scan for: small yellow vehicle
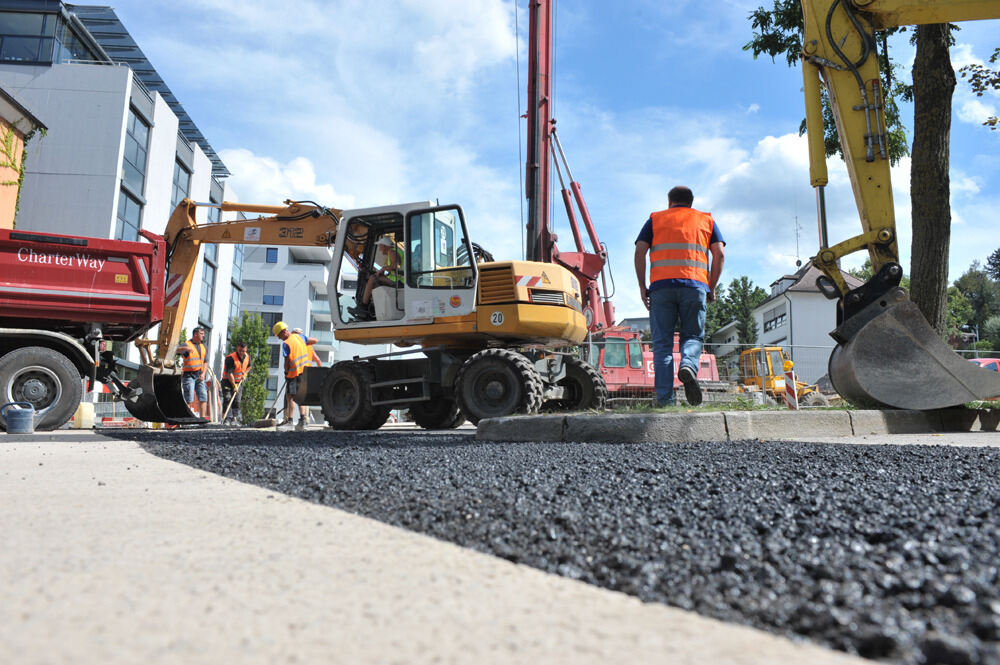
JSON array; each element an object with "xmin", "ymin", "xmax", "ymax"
[{"xmin": 738, "ymin": 347, "xmax": 829, "ymax": 407}]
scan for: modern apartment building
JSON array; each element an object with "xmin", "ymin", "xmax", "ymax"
[{"xmin": 0, "ymin": 1, "xmax": 241, "ymax": 375}]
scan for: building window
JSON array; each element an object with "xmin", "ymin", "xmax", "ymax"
[
  {"xmin": 115, "ymin": 189, "xmax": 142, "ymax": 241},
  {"xmin": 266, "ymin": 375, "xmax": 278, "ymax": 400},
  {"xmin": 0, "ymin": 12, "xmax": 54, "ymax": 63},
  {"xmin": 54, "ymin": 17, "xmax": 97, "ymax": 63},
  {"xmin": 263, "ymin": 281, "xmax": 284, "ymax": 305},
  {"xmin": 265, "ymin": 247, "xmax": 278, "ymax": 264},
  {"xmin": 242, "ymin": 280, "xmax": 284, "ymax": 306},
  {"xmin": 763, "ymin": 306, "xmax": 787, "ymax": 333},
  {"xmin": 171, "ymin": 159, "xmax": 190, "ymax": 209},
  {"xmin": 200, "ymin": 240, "xmax": 218, "ymax": 327},
  {"xmin": 269, "ymin": 344, "xmax": 281, "ymax": 368},
  {"xmin": 229, "ymin": 244, "xmax": 244, "ymax": 323},
  {"xmin": 122, "ymin": 108, "xmax": 149, "ymax": 196}
]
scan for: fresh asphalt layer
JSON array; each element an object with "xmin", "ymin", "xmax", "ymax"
[
  {"xmin": 4, "ymin": 409, "xmax": 1000, "ymax": 665},
  {"xmin": 1, "ymin": 431, "xmax": 865, "ymax": 665}
]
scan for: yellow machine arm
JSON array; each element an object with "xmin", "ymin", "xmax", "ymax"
[
  {"xmin": 139, "ymin": 199, "xmax": 346, "ymax": 366},
  {"xmin": 800, "ymin": 0, "xmax": 1000, "ymax": 409}
]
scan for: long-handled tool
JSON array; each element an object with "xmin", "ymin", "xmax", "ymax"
[
  {"xmin": 252, "ymin": 379, "xmax": 287, "ymax": 428},
  {"xmin": 221, "ymin": 379, "xmax": 246, "ymax": 425}
]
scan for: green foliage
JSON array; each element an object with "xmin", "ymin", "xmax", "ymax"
[
  {"xmin": 983, "ymin": 315, "xmax": 1000, "ymax": 348},
  {"xmin": 946, "ymin": 286, "xmax": 975, "ymax": 338},
  {"xmin": 743, "ymin": 1, "xmax": 909, "ymax": 164},
  {"xmin": 704, "ymin": 282, "xmax": 730, "ymax": 340},
  {"xmin": 227, "ymin": 312, "xmax": 269, "ymax": 425},
  {"xmin": 954, "ymin": 261, "xmax": 1000, "ymax": 329},
  {"xmin": 959, "ymin": 47, "xmax": 1000, "ymax": 130},
  {"xmin": 986, "ymin": 247, "xmax": 1000, "ymax": 281},
  {"xmin": 724, "ymin": 276, "xmax": 768, "ymax": 345}
]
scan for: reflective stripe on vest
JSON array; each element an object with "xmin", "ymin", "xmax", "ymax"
[
  {"xmin": 648, "ymin": 207, "xmax": 714, "ymax": 285},
  {"xmin": 285, "ymin": 333, "xmax": 311, "ymax": 379},
  {"xmin": 228, "ymin": 352, "xmax": 249, "ymax": 382},
  {"xmin": 182, "ymin": 341, "xmax": 205, "ymax": 373}
]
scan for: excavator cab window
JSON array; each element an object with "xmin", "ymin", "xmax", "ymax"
[
  {"xmin": 628, "ymin": 340, "xmax": 643, "ymax": 369},
  {"xmin": 603, "ymin": 338, "xmax": 626, "ymax": 368},
  {"xmin": 769, "ymin": 350, "xmax": 785, "ymax": 377},
  {"xmin": 406, "ymin": 206, "xmax": 475, "ymax": 290}
]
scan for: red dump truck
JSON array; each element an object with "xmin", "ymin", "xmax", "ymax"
[{"xmin": 0, "ymin": 227, "xmax": 165, "ymax": 430}]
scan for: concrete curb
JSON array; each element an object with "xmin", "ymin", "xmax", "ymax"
[{"xmin": 476, "ymin": 408, "xmax": 1000, "ymax": 443}]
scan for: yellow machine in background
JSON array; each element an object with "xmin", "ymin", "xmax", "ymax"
[
  {"xmin": 124, "ymin": 199, "xmax": 605, "ymax": 428},
  {"xmin": 798, "ymin": 0, "xmax": 1000, "ymax": 409},
  {"xmin": 738, "ymin": 347, "xmax": 830, "ymax": 406}
]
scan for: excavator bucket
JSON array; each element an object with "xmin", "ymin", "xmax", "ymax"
[
  {"xmin": 122, "ymin": 365, "xmax": 209, "ymax": 425},
  {"xmin": 829, "ymin": 288, "xmax": 1000, "ymax": 410}
]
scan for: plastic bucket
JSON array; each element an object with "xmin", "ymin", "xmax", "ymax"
[{"xmin": 1, "ymin": 402, "xmax": 35, "ymax": 434}]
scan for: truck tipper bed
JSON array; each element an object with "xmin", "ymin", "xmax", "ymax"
[{"xmin": 0, "ymin": 228, "xmax": 166, "ymax": 430}]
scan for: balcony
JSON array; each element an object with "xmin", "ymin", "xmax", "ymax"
[{"xmin": 310, "ymin": 329, "xmax": 335, "ymax": 348}]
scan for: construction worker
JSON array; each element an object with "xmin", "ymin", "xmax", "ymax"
[
  {"xmin": 634, "ymin": 185, "xmax": 725, "ymax": 407},
  {"xmin": 273, "ymin": 321, "xmax": 318, "ymax": 430},
  {"xmin": 178, "ymin": 326, "xmax": 209, "ymax": 418},
  {"xmin": 221, "ymin": 340, "xmax": 251, "ymax": 425},
  {"xmin": 293, "ymin": 327, "xmax": 323, "ymax": 367}
]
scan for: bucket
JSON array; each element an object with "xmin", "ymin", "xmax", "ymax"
[{"xmin": 1, "ymin": 402, "xmax": 35, "ymax": 434}]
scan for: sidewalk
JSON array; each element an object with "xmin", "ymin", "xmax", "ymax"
[{"xmin": 1, "ymin": 434, "xmax": 864, "ymax": 665}]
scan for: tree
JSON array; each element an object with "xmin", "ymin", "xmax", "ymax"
[
  {"xmin": 725, "ymin": 276, "xmax": 768, "ymax": 345},
  {"xmin": 960, "ymin": 47, "xmax": 1000, "ymax": 130},
  {"xmin": 954, "ymin": 261, "xmax": 1000, "ymax": 329},
  {"xmin": 986, "ymin": 247, "xmax": 1000, "ymax": 281},
  {"xmin": 226, "ymin": 312, "xmax": 270, "ymax": 425},
  {"xmin": 983, "ymin": 315, "xmax": 1000, "ymax": 348},
  {"xmin": 946, "ymin": 285, "xmax": 974, "ymax": 341},
  {"xmin": 744, "ymin": 3, "xmax": 958, "ymax": 337},
  {"xmin": 705, "ymin": 283, "xmax": 732, "ymax": 340}
]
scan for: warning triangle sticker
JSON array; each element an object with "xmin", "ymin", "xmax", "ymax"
[
  {"xmin": 221, "ymin": 230, "xmax": 232, "ymax": 239},
  {"xmin": 541, "ymin": 271, "xmax": 551, "ymax": 284}
]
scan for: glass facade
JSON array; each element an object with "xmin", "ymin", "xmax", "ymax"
[
  {"xmin": 0, "ymin": 11, "xmax": 99, "ymax": 64},
  {"xmin": 114, "ymin": 189, "xmax": 141, "ymax": 241},
  {"xmin": 123, "ymin": 108, "xmax": 149, "ymax": 196},
  {"xmin": 229, "ymin": 244, "xmax": 244, "ymax": 323},
  {"xmin": 171, "ymin": 159, "xmax": 190, "ymax": 210}
]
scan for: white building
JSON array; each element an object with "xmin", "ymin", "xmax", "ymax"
[{"xmin": 0, "ymin": 1, "xmax": 240, "ymax": 373}]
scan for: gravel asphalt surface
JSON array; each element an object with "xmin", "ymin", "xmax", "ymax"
[{"xmin": 123, "ymin": 428, "xmax": 1000, "ymax": 665}]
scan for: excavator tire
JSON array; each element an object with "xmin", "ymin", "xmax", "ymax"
[
  {"xmin": 546, "ymin": 356, "xmax": 607, "ymax": 412},
  {"xmin": 456, "ymin": 348, "xmax": 543, "ymax": 425},
  {"xmin": 321, "ymin": 361, "xmax": 380, "ymax": 430},
  {"xmin": 801, "ymin": 391, "xmax": 830, "ymax": 407},
  {"xmin": 0, "ymin": 346, "xmax": 81, "ymax": 431},
  {"xmin": 409, "ymin": 398, "xmax": 466, "ymax": 430}
]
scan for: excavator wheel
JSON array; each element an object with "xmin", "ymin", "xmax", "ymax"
[
  {"xmin": 546, "ymin": 356, "xmax": 607, "ymax": 412},
  {"xmin": 800, "ymin": 391, "xmax": 830, "ymax": 407},
  {"xmin": 456, "ymin": 349, "xmax": 543, "ymax": 425},
  {"xmin": 409, "ymin": 398, "xmax": 466, "ymax": 429},
  {"xmin": 321, "ymin": 361, "xmax": 381, "ymax": 430}
]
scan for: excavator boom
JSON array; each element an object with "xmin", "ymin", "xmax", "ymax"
[{"xmin": 800, "ymin": 0, "xmax": 1000, "ymax": 409}]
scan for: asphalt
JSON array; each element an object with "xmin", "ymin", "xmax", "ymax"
[{"xmin": 3, "ymin": 410, "xmax": 1000, "ymax": 665}]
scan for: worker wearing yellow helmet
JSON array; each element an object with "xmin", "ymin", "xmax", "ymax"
[{"xmin": 272, "ymin": 321, "xmax": 318, "ymax": 430}]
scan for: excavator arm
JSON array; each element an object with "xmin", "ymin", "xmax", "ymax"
[
  {"xmin": 126, "ymin": 198, "xmax": 348, "ymax": 424},
  {"xmin": 800, "ymin": 0, "xmax": 1000, "ymax": 408}
]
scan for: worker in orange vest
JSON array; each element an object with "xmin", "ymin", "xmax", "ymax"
[
  {"xmin": 273, "ymin": 321, "xmax": 318, "ymax": 431},
  {"xmin": 293, "ymin": 327, "xmax": 323, "ymax": 367},
  {"xmin": 178, "ymin": 326, "xmax": 210, "ymax": 418},
  {"xmin": 221, "ymin": 340, "xmax": 251, "ymax": 425},
  {"xmin": 634, "ymin": 186, "xmax": 725, "ymax": 407}
]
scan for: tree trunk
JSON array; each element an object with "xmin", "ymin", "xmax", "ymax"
[{"xmin": 909, "ymin": 24, "xmax": 955, "ymax": 336}]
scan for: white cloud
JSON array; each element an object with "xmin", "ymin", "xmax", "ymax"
[{"xmin": 219, "ymin": 149, "xmax": 353, "ymax": 209}]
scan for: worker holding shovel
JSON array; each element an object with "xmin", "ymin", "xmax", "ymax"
[{"xmin": 221, "ymin": 340, "xmax": 251, "ymax": 425}]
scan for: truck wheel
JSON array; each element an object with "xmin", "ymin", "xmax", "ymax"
[
  {"xmin": 409, "ymin": 398, "xmax": 466, "ymax": 429},
  {"xmin": 802, "ymin": 391, "xmax": 830, "ymax": 407},
  {"xmin": 456, "ymin": 349, "xmax": 542, "ymax": 425},
  {"xmin": 547, "ymin": 357, "xmax": 607, "ymax": 412},
  {"xmin": 365, "ymin": 405, "xmax": 393, "ymax": 430},
  {"xmin": 320, "ymin": 362, "xmax": 378, "ymax": 430},
  {"xmin": 0, "ymin": 346, "xmax": 82, "ymax": 432}
]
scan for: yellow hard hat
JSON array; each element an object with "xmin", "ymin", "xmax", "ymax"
[{"xmin": 272, "ymin": 321, "xmax": 288, "ymax": 336}]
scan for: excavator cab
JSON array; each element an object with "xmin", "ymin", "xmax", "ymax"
[{"xmin": 331, "ymin": 202, "xmax": 478, "ymax": 329}]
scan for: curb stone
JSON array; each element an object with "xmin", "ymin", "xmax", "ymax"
[{"xmin": 476, "ymin": 408, "xmax": 1000, "ymax": 443}]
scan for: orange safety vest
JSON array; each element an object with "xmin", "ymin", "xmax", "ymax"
[
  {"xmin": 307, "ymin": 344, "xmax": 321, "ymax": 367},
  {"xmin": 648, "ymin": 206, "xmax": 715, "ymax": 286},
  {"xmin": 227, "ymin": 351, "xmax": 249, "ymax": 383},
  {"xmin": 182, "ymin": 340, "xmax": 206, "ymax": 374},
  {"xmin": 285, "ymin": 333, "xmax": 311, "ymax": 379}
]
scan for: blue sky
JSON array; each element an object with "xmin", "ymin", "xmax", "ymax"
[{"xmin": 107, "ymin": 0, "xmax": 1000, "ymax": 320}]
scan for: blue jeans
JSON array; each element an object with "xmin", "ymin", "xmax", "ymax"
[
  {"xmin": 649, "ymin": 286, "xmax": 707, "ymax": 405},
  {"xmin": 182, "ymin": 372, "xmax": 207, "ymax": 403}
]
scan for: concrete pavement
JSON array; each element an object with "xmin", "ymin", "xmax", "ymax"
[{"xmin": 0, "ymin": 432, "xmax": 868, "ymax": 665}]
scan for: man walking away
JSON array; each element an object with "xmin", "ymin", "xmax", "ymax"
[
  {"xmin": 273, "ymin": 321, "xmax": 319, "ymax": 431},
  {"xmin": 178, "ymin": 326, "xmax": 210, "ymax": 418},
  {"xmin": 634, "ymin": 186, "xmax": 725, "ymax": 406},
  {"xmin": 222, "ymin": 341, "xmax": 251, "ymax": 425}
]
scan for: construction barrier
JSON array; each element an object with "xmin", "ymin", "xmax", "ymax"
[{"xmin": 784, "ymin": 370, "xmax": 798, "ymax": 410}]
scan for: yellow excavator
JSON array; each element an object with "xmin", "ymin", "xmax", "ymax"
[
  {"xmin": 799, "ymin": 0, "xmax": 1000, "ymax": 409},
  {"xmin": 124, "ymin": 198, "xmax": 605, "ymax": 427}
]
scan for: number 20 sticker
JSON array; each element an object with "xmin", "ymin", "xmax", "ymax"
[{"xmin": 490, "ymin": 311, "xmax": 504, "ymax": 326}]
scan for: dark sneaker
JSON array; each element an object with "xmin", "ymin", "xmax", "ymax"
[{"xmin": 678, "ymin": 365, "xmax": 702, "ymax": 406}]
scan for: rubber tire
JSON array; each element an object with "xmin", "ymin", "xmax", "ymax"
[
  {"xmin": 409, "ymin": 398, "xmax": 466, "ymax": 429},
  {"xmin": 547, "ymin": 356, "xmax": 608, "ymax": 412},
  {"xmin": 0, "ymin": 346, "xmax": 82, "ymax": 432},
  {"xmin": 801, "ymin": 391, "xmax": 831, "ymax": 407},
  {"xmin": 365, "ymin": 405, "xmax": 393, "ymax": 430},
  {"xmin": 320, "ymin": 361, "xmax": 379, "ymax": 430},
  {"xmin": 456, "ymin": 349, "xmax": 543, "ymax": 425}
]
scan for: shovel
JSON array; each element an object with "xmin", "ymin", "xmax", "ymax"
[{"xmin": 252, "ymin": 379, "xmax": 287, "ymax": 428}]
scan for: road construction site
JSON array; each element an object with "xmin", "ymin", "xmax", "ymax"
[{"xmin": 4, "ymin": 412, "xmax": 1000, "ymax": 665}]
